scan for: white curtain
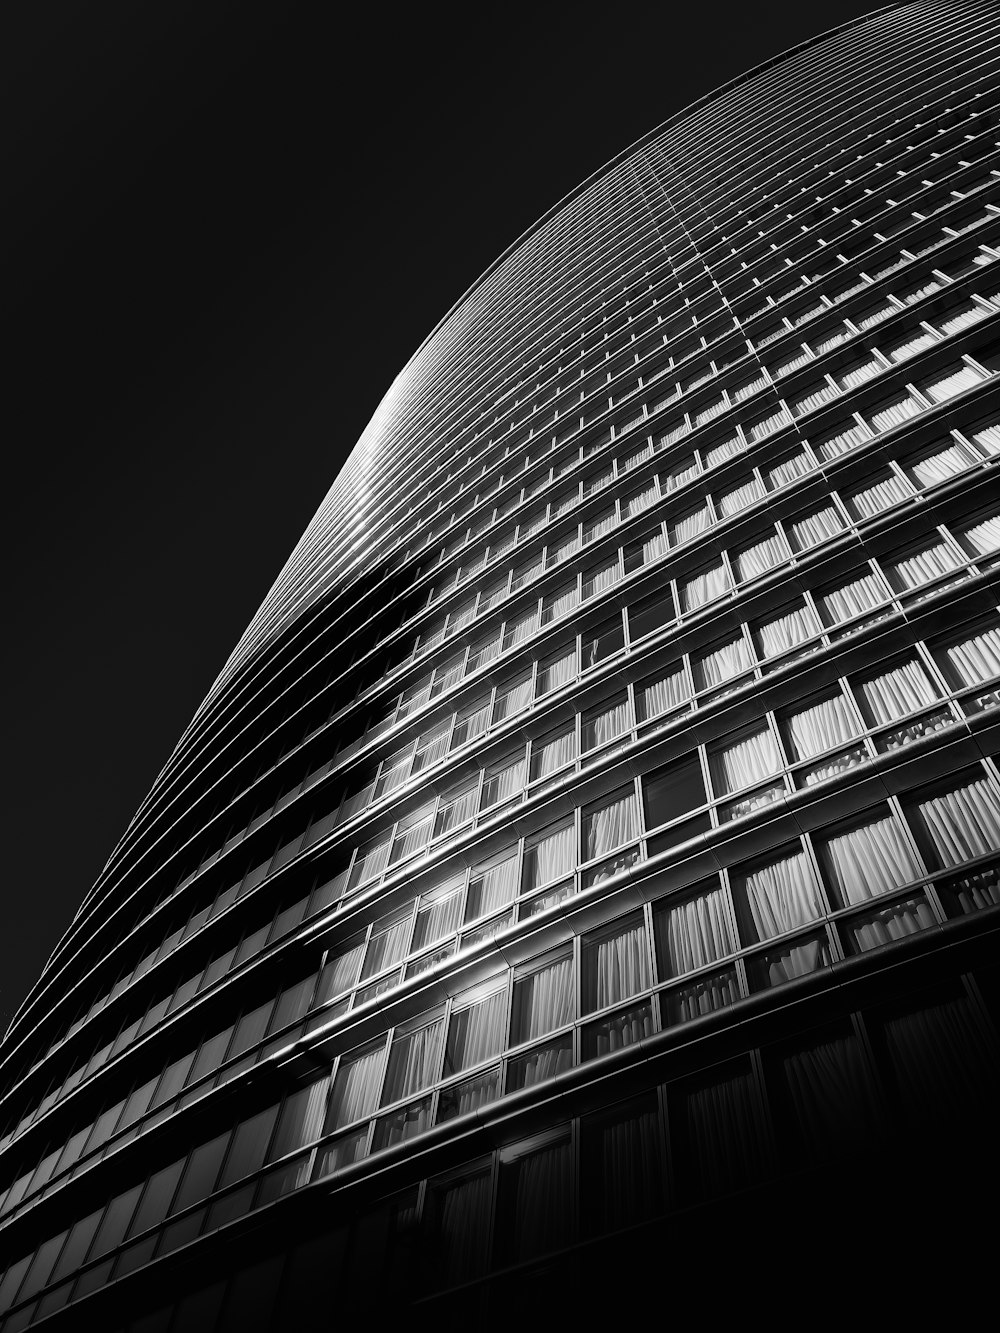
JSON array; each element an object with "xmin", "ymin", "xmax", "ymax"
[
  {"xmin": 583, "ymin": 559, "xmax": 621, "ymax": 600},
  {"xmin": 886, "ymin": 328, "xmax": 935, "ymax": 359},
  {"xmin": 542, "ymin": 582, "xmax": 579, "ymax": 624},
  {"xmin": 888, "ymin": 542, "xmax": 960, "ymax": 590},
  {"xmin": 511, "ymin": 556, "xmax": 542, "ymax": 591},
  {"xmin": 582, "ymin": 695, "xmax": 630, "ymax": 750},
  {"xmin": 546, "ymin": 534, "xmax": 578, "ymax": 567},
  {"xmin": 585, "ymin": 917, "xmax": 649, "ymax": 1010},
  {"xmin": 709, "ymin": 727, "xmax": 780, "ymax": 796},
  {"xmin": 328, "ymin": 1043, "xmax": 385, "ymax": 1130},
  {"xmin": 790, "ymin": 505, "xmax": 843, "ymax": 550},
  {"xmin": 739, "ymin": 849, "xmax": 823, "ymax": 940},
  {"xmin": 838, "ymin": 355, "xmax": 882, "ymax": 390},
  {"xmin": 435, "ymin": 1170, "xmax": 491, "ymax": 1284},
  {"xmin": 751, "ymin": 406, "xmax": 791, "ymax": 440},
  {"xmin": 915, "ymin": 777, "xmax": 1000, "ymax": 868},
  {"xmin": 412, "ymin": 883, "xmax": 464, "ymax": 951},
  {"xmin": 971, "ymin": 421, "xmax": 1000, "ymax": 455},
  {"xmin": 819, "ymin": 812, "xmax": 922, "ymax": 907},
  {"xmin": 382, "ymin": 1018, "xmax": 445, "ymax": 1105},
  {"xmin": 511, "ymin": 956, "xmax": 574, "ymax": 1043},
  {"xmin": 851, "ymin": 473, "xmax": 909, "ymax": 518},
  {"xmin": 642, "ymin": 530, "xmax": 668, "ymax": 564},
  {"xmin": 451, "ymin": 700, "xmax": 490, "ymax": 750},
  {"xmin": 445, "ymin": 989, "xmax": 506, "ymax": 1075},
  {"xmin": 670, "ymin": 505, "xmax": 710, "ymax": 545},
  {"xmin": 761, "ymin": 935, "xmax": 829, "ymax": 985},
  {"xmin": 389, "ymin": 806, "xmax": 435, "ymax": 864},
  {"xmin": 626, "ymin": 483, "xmax": 657, "ymax": 517},
  {"xmin": 757, "ymin": 603, "xmax": 819, "ymax": 658},
  {"xmin": 493, "ymin": 675, "xmax": 532, "ymax": 722},
  {"xmin": 816, "ymin": 422, "xmax": 869, "ymax": 461},
  {"xmin": 434, "ymin": 783, "xmax": 478, "ymax": 838},
  {"xmin": 668, "ymin": 969, "xmax": 740, "ymax": 1023},
  {"xmin": 733, "ymin": 371, "xmax": 767, "ymax": 401},
  {"xmin": 584, "ymin": 791, "xmax": 639, "ymax": 860},
  {"xmin": 773, "ymin": 344, "xmax": 812, "ymax": 376},
  {"xmin": 796, "ymin": 380, "xmax": 843, "ymax": 416},
  {"xmin": 767, "ymin": 449, "xmax": 813, "ymax": 485},
  {"xmin": 818, "ymin": 571, "xmax": 885, "ymax": 623},
  {"xmin": 703, "ymin": 436, "xmax": 741, "ymax": 469},
  {"xmin": 859, "ymin": 659, "xmax": 937, "ymax": 725},
  {"xmin": 662, "ymin": 453, "xmax": 700, "ymax": 487},
  {"xmin": 909, "ymin": 443, "xmax": 969, "ymax": 487},
  {"xmin": 503, "ymin": 609, "xmax": 538, "ymax": 649},
  {"xmin": 693, "ymin": 636, "xmax": 750, "ymax": 690},
  {"xmin": 735, "ymin": 532, "xmax": 786, "ymax": 581},
  {"xmin": 537, "ymin": 648, "xmax": 576, "ymax": 695},
  {"xmin": 658, "ymin": 882, "xmax": 735, "ymax": 977},
  {"xmin": 413, "ymin": 726, "xmax": 450, "ymax": 772},
  {"xmin": 944, "ymin": 626, "xmax": 1000, "ymax": 687},
  {"xmin": 584, "ymin": 510, "xmax": 616, "ymax": 544},
  {"xmin": 467, "ymin": 852, "xmax": 518, "ymax": 917},
  {"xmin": 638, "ymin": 665, "xmax": 689, "ymax": 720},
  {"xmin": 943, "ymin": 869, "xmax": 1000, "ymax": 915},
  {"xmin": 868, "ymin": 392, "xmax": 921, "ymax": 432},
  {"xmin": 269, "ymin": 1076, "xmax": 329, "ymax": 1160},
  {"xmin": 350, "ymin": 835, "xmax": 391, "ymax": 889},
  {"xmin": 532, "ymin": 727, "xmax": 576, "ymax": 780},
  {"xmin": 961, "ymin": 515, "xmax": 1000, "ymax": 556},
  {"xmin": 846, "ymin": 895, "xmax": 936, "ymax": 951},
  {"xmin": 481, "ymin": 756, "xmax": 526, "ymax": 810},
  {"xmin": 317, "ymin": 939, "xmax": 365, "ymax": 1004},
  {"xmin": 786, "ymin": 693, "xmax": 857, "ymax": 760},
  {"xmin": 361, "ymin": 913, "xmax": 411, "ymax": 980},
  {"xmin": 717, "ymin": 478, "xmax": 762, "ymax": 518},
  {"xmin": 523, "ymin": 823, "xmax": 576, "ymax": 890},
  {"xmin": 919, "ymin": 363, "xmax": 984, "ymax": 402}
]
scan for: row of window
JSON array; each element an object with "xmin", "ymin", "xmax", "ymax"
[
  {"xmin": 405, "ymin": 237, "xmax": 999, "ymax": 602},
  {"xmin": 384, "ymin": 141, "xmax": 999, "ymax": 579},
  {"xmin": 386, "ymin": 104, "xmax": 998, "ymax": 560},
  {"xmin": 58, "ymin": 111, "xmax": 997, "ymax": 1002},
  {"xmin": 15, "ymin": 461, "xmax": 999, "ymax": 1151},
  {"xmin": 2, "ymin": 957, "xmax": 996, "ymax": 1324},
  {"xmin": 5, "ymin": 708, "xmax": 999, "ymax": 1233}
]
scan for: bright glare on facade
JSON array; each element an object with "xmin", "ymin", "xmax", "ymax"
[{"xmin": 2, "ymin": 2, "xmax": 999, "ymax": 1328}]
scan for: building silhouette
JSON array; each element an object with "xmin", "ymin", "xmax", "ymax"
[{"xmin": 2, "ymin": 1, "xmax": 999, "ymax": 1327}]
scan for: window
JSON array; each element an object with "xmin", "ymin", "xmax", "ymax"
[
  {"xmin": 635, "ymin": 662, "xmax": 689, "ymax": 722},
  {"xmin": 753, "ymin": 602, "xmax": 820, "ymax": 658},
  {"xmin": 708, "ymin": 725, "xmax": 781, "ymax": 797},
  {"xmin": 730, "ymin": 845, "xmax": 824, "ymax": 943},
  {"xmin": 733, "ymin": 531, "xmax": 787, "ymax": 581},
  {"xmin": 510, "ymin": 951, "xmax": 574, "ymax": 1045},
  {"xmin": 885, "ymin": 540, "xmax": 960, "ymax": 592},
  {"xmin": 692, "ymin": 635, "xmax": 752, "ymax": 691},
  {"xmin": 381, "ymin": 1011, "xmax": 445, "ymax": 1107},
  {"xmin": 782, "ymin": 690, "xmax": 859, "ymax": 761},
  {"xmin": 681, "ymin": 560, "xmax": 730, "ymax": 612},
  {"xmin": 581, "ymin": 693, "xmax": 630, "ymax": 751},
  {"xmin": 905, "ymin": 772, "xmax": 1000, "ymax": 869},
  {"xmin": 817, "ymin": 809, "xmax": 922, "ymax": 907},
  {"xmin": 581, "ymin": 912, "xmax": 650, "ymax": 1013},
  {"xmin": 643, "ymin": 753, "xmax": 706, "ymax": 830},
  {"xmin": 481, "ymin": 753, "xmax": 526, "ymax": 812},
  {"xmin": 654, "ymin": 878, "xmax": 735, "ymax": 978},
  {"xmin": 465, "ymin": 851, "xmax": 518, "ymax": 921},
  {"xmin": 361, "ymin": 908, "xmax": 411, "ymax": 981},
  {"xmin": 816, "ymin": 570, "xmax": 889, "ymax": 625},
  {"xmin": 582, "ymin": 616, "xmax": 624, "ymax": 668},
  {"xmin": 522, "ymin": 821, "xmax": 576, "ymax": 893},
  {"xmin": 326, "ymin": 1042, "xmax": 385, "ymax": 1132},
  {"xmin": 582, "ymin": 788, "xmax": 639, "ymax": 862},
  {"xmin": 853, "ymin": 657, "xmax": 938, "ymax": 726},
  {"xmin": 934, "ymin": 622, "xmax": 1000, "ymax": 689},
  {"xmin": 412, "ymin": 877, "xmax": 464, "ymax": 952},
  {"xmin": 530, "ymin": 724, "xmax": 576, "ymax": 782},
  {"xmin": 443, "ymin": 983, "xmax": 506, "ymax": 1077}
]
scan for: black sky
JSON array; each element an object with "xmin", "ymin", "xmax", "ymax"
[{"xmin": 2, "ymin": 1, "xmax": 886, "ymax": 1035}]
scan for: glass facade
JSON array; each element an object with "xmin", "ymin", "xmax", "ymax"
[{"xmin": 2, "ymin": 2, "xmax": 999, "ymax": 1327}]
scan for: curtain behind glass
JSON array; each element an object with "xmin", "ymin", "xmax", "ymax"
[
  {"xmin": 382, "ymin": 1018, "xmax": 445, "ymax": 1106},
  {"xmin": 587, "ymin": 1104, "xmax": 661, "ymax": 1233},
  {"xmin": 583, "ymin": 916, "xmax": 649, "ymax": 1011},
  {"xmin": 738, "ymin": 849, "xmax": 823, "ymax": 940},
  {"xmin": 858, "ymin": 659, "xmax": 937, "ymax": 725},
  {"xmin": 757, "ymin": 603, "xmax": 819, "ymax": 657},
  {"xmin": 914, "ymin": 777, "xmax": 1000, "ymax": 867},
  {"xmin": 881, "ymin": 994, "xmax": 994, "ymax": 1121},
  {"xmin": 709, "ymin": 727, "xmax": 780, "ymax": 796},
  {"xmin": 944, "ymin": 626, "xmax": 1000, "ymax": 686},
  {"xmin": 694, "ymin": 636, "xmax": 751, "ymax": 690},
  {"xmin": 818, "ymin": 812, "xmax": 922, "ymax": 906},
  {"xmin": 682, "ymin": 562, "xmax": 729, "ymax": 611},
  {"xmin": 780, "ymin": 1034, "xmax": 881, "ymax": 1160},
  {"xmin": 445, "ymin": 989, "xmax": 506, "ymax": 1076},
  {"xmin": 434, "ymin": 1170, "xmax": 492, "ymax": 1285},
  {"xmin": 327, "ymin": 1044, "xmax": 384, "ymax": 1130},
  {"xmin": 511, "ymin": 956, "xmax": 574, "ymax": 1044},
  {"xmin": 656, "ymin": 882, "xmax": 735, "ymax": 977},
  {"xmin": 502, "ymin": 1138, "xmax": 573, "ymax": 1262},
  {"xmin": 638, "ymin": 665, "xmax": 689, "ymax": 720},
  {"xmin": 888, "ymin": 542, "xmax": 959, "ymax": 590},
  {"xmin": 524, "ymin": 823, "xmax": 575, "ymax": 890},
  {"xmin": 679, "ymin": 1070, "xmax": 769, "ymax": 1200},
  {"xmin": 785, "ymin": 692, "xmax": 858, "ymax": 760},
  {"xmin": 583, "ymin": 790, "xmax": 639, "ymax": 861}
]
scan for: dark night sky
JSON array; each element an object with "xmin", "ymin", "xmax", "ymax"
[{"xmin": 2, "ymin": 1, "xmax": 886, "ymax": 1035}]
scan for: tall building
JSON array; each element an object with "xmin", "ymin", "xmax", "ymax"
[{"xmin": 2, "ymin": 2, "xmax": 1000, "ymax": 1327}]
